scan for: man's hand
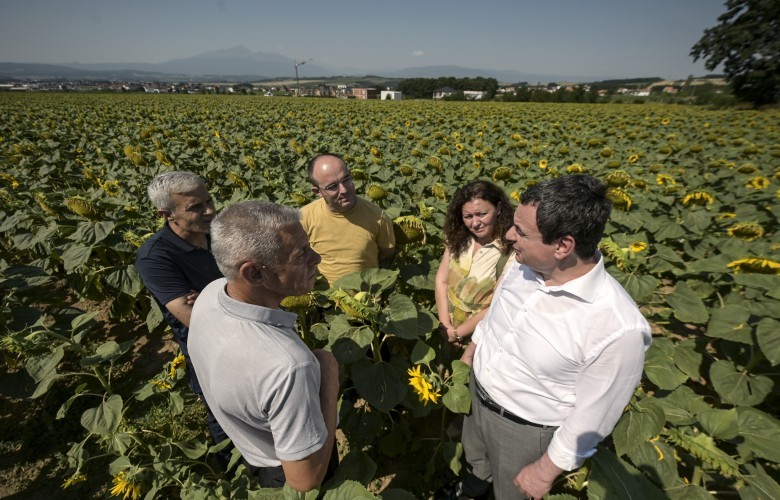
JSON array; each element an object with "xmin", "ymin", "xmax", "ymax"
[
  {"xmin": 185, "ymin": 290, "xmax": 200, "ymax": 305},
  {"xmin": 514, "ymin": 453, "xmax": 562, "ymax": 499},
  {"xmin": 165, "ymin": 289, "xmax": 199, "ymax": 327},
  {"xmin": 460, "ymin": 342, "xmax": 476, "ymax": 366}
]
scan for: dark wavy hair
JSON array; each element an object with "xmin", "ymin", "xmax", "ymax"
[
  {"xmin": 520, "ymin": 174, "xmax": 611, "ymax": 259},
  {"xmin": 444, "ymin": 180, "xmax": 514, "ymax": 259}
]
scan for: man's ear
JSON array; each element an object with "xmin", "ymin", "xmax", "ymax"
[
  {"xmin": 554, "ymin": 235, "xmax": 576, "ymax": 260},
  {"xmin": 157, "ymin": 209, "xmax": 173, "ymax": 221},
  {"xmin": 311, "ymin": 186, "xmax": 322, "ymax": 197},
  {"xmin": 238, "ymin": 261, "xmax": 264, "ymax": 285}
]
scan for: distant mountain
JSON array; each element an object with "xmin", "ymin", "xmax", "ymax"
[
  {"xmin": 0, "ymin": 46, "xmax": 617, "ymax": 83},
  {"xmin": 64, "ymin": 45, "xmax": 332, "ymax": 80},
  {"xmin": 0, "ymin": 62, "xmax": 182, "ymax": 81}
]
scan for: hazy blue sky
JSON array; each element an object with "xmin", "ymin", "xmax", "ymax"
[{"xmin": 0, "ymin": 0, "xmax": 726, "ymax": 79}]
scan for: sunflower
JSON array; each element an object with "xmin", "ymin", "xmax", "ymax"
[
  {"xmin": 370, "ymin": 147, "xmax": 381, "ymax": 157},
  {"xmin": 101, "ymin": 180, "xmax": 121, "ymax": 197},
  {"xmin": 455, "ymin": 143, "xmax": 465, "ymax": 152},
  {"xmin": 407, "ymin": 365, "xmax": 441, "ymax": 405},
  {"xmin": 227, "ymin": 172, "xmax": 248, "ymax": 189},
  {"xmin": 605, "ymin": 170, "xmax": 631, "ymax": 187},
  {"xmin": 511, "ymin": 133, "xmax": 522, "ymax": 141},
  {"xmin": 170, "ymin": 354, "xmax": 186, "ymax": 378},
  {"xmin": 110, "ymin": 470, "xmax": 141, "ymax": 499},
  {"xmin": 510, "ymin": 191, "xmax": 521, "ymax": 202},
  {"xmin": 62, "ymin": 472, "xmax": 87, "ymax": 489},
  {"xmin": 682, "ymin": 191, "xmax": 714, "ymax": 207},
  {"xmin": 746, "ymin": 176, "xmax": 770, "ymax": 189},
  {"xmin": 539, "ymin": 159, "xmax": 548, "ymax": 169},
  {"xmin": 726, "ymin": 222, "xmax": 764, "ymax": 241},
  {"xmin": 661, "ymin": 118, "xmax": 670, "ymax": 125},
  {"xmin": 152, "ymin": 379, "xmax": 172, "ymax": 391},
  {"xmin": 0, "ymin": 173, "xmax": 19, "ymax": 189},
  {"xmin": 607, "ymin": 188, "xmax": 632, "ymax": 211},
  {"xmin": 629, "ymin": 242, "xmax": 648, "ymax": 253},
  {"xmin": 472, "ymin": 151, "xmax": 484, "ymax": 160},
  {"xmin": 628, "ymin": 154, "xmax": 639, "ymax": 163},
  {"xmin": 567, "ymin": 163, "xmax": 585, "ymax": 173},
  {"xmin": 655, "ymin": 174, "xmax": 675, "ymax": 186},
  {"xmin": 727, "ymin": 258, "xmax": 780, "ymax": 275}
]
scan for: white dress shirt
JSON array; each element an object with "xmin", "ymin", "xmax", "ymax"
[{"xmin": 472, "ymin": 252, "xmax": 651, "ymax": 471}]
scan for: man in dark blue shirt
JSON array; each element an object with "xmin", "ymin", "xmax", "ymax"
[{"xmin": 135, "ymin": 170, "xmax": 230, "ymax": 465}]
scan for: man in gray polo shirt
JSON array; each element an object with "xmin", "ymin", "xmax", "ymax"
[{"xmin": 188, "ymin": 201, "xmax": 339, "ymax": 492}]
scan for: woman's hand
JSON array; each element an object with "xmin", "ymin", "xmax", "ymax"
[{"xmin": 439, "ymin": 324, "xmax": 464, "ymax": 348}]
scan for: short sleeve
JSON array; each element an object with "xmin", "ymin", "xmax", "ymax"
[
  {"xmin": 377, "ymin": 212, "xmax": 396, "ymax": 250},
  {"xmin": 267, "ymin": 361, "xmax": 328, "ymax": 461}
]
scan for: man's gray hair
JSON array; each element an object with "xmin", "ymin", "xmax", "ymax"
[
  {"xmin": 147, "ymin": 171, "xmax": 205, "ymax": 212},
  {"xmin": 210, "ymin": 201, "xmax": 301, "ymax": 280}
]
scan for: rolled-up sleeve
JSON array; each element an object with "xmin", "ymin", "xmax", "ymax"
[{"xmin": 546, "ymin": 326, "xmax": 648, "ymax": 470}]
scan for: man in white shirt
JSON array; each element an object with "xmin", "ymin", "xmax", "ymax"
[{"xmin": 456, "ymin": 174, "xmax": 651, "ymax": 499}]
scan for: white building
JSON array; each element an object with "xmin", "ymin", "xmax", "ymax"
[{"xmin": 380, "ymin": 90, "xmax": 402, "ymax": 100}]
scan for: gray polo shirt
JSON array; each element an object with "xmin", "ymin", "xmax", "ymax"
[{"xmin": 189, "ymin": 278, "xmax": 327, "ymax": 467}]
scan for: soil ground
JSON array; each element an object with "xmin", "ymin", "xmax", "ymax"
[{"xmin": 0, "ymin": 301, "xmax": 178, "ymax": 499}]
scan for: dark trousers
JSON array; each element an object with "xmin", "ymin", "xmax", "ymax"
[{"xmin": 176, "ymin": 337, "xmax": 234, "ymax": 469}]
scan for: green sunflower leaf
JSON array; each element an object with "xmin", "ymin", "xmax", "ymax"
[
  {"xmin": 666, "ymin": 281, "xmax": 709, "ymax": 324},
  {"xmin": 705, "ymin": 305, "xmax": 752, "ymax": 343},
  {"xmin": 737, "ymin": 407, "xmax": 780, "ymax": 462},
  {"xmin": 643, "ymin": 339, "xmax": 688, "ymax": 390},
  {"xmin": 756, "ymin": 318, "xmax": 780, "ymax": 365},
  {"xmin": 612, "ymin": 398, "xmax": 665, "ymax": 456},
  {"xmin": 710, "ymin": 360, "xmax": 772, "ymax": 406},
  {"xmin": 588, "ymin": 448, "xmax": 666, "ymax": 500},
  {"xmin": 351, "ymin": 359, "xmax": 404, "ymax": 413}
]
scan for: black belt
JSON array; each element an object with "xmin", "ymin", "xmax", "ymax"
[{"xmin": 474, "ymin": 378, "xmax": 555, "ymax": 429}]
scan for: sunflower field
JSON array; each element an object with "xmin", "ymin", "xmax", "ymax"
[{"xmin": 0, "ymin": 93, "xmax": 778, "ymax": 499}]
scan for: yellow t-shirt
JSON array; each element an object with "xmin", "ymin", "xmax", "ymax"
[{"xmin": 300, "ymin": 197, "xmax": 395, "ymax": 286}]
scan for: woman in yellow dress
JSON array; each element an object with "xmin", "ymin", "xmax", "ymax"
[{"xmin": 435, "ymin": 180, "xmax": 514, "ymax": 359}]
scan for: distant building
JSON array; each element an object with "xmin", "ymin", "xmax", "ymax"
[
  {"xmin": 380, "ymin": 90, "xmax": 402, "ymax": 100},
  {"xmin": 463, "ymin": 90, "xmax": 484, "ymax": 100},
  {"xmin": 352, "ymin": 87, "xmax": 378, "ymax": 99},
  {"xmin": 433, "ymin": 86, "xmax": 456, "ymax": 99}
]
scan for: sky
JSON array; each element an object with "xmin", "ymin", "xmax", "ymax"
[{"xmin": 0, "ymin": 0, "xmax": 727, "ymax": 80}]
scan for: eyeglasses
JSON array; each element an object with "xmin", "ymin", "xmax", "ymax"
[{"xmin": 319, "ymin": 175, "xmax": 353, "ymax": 194}]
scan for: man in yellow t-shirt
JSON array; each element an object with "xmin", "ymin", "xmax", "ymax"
[{"xmin": 300, "ymin": 153, "xmax": 395, "ymax": 286}]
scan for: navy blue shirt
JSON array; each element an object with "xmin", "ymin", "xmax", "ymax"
[{"xmin": 135, "ymin": 223, "xmax": 223, "ymax": 345}]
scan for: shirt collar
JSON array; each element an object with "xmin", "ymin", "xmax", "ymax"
[
  {"xmin": 530, "ymin": 252, "xmax": 606, "ymax": 303},
  {"xmin": 161, "ymin": 222, "xmax": 210, "ymax": 253},
  {"xmin": 215, "ymin": 279, "xmax": 298, "ymax": 329}
]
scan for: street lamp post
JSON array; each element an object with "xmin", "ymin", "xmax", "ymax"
[{"xmin": 294, "ymin": 58, "xmax": 312, "ymax": 96}]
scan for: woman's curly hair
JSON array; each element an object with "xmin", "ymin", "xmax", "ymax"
[{"xmin": 444, "ymin": 179, "xmax": 514, "ymax": 259}]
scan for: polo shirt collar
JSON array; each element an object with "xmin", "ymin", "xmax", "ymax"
[
  {"xmin": 216, "ymin": 279, "xmax": 298, "ymax": 330},
  {"xmin": 161, "ymin": 222, "xmax": 210, "ymax": 253}
]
